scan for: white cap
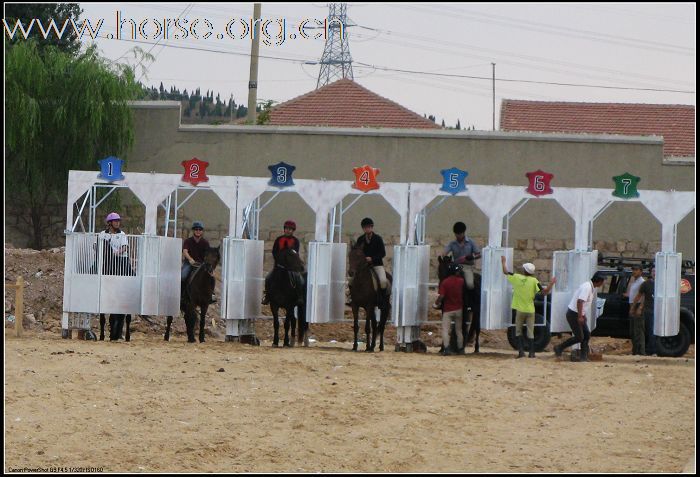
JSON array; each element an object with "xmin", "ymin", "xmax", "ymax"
[{"xmin": 523, "ymin": 263, "xmax": 536, "ymax": 275}]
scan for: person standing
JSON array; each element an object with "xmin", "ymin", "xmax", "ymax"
[
  {"xmin": 441, "ymin": 221, "xmax": 481, "ymax": 290},
  {"xmin": 434, "ymin": 263, "xmax": 465, "ymax": 356},
  {"xmin": 633, "ymin": 267, "xmax": 656, "ymax": 356},
  {"xmin": 501, "ymin": 256, "xmax": 556, "ymax": 358},
  {"xmin": 624, "ymin": 264, "xmax": 646, "ymax": 355},
  {"xmin": 553, "ymin": 273, "xmax": 605, "ymax": 361}
]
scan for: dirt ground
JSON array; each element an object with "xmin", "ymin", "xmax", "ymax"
[
  {"xmin": 4, "ymin": 245, "xmax": 696, "ymax": 472},
  {"xmin": 4, "ymin": 329, "xmax": 695, "ymax": 473}
]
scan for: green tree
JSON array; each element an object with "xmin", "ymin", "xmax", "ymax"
[
  {"xmin": 4, "ymin": 3, "xmax": 83, "ymax": 55},
  {"xmin": 6, "ymin": 41, "xmax": 142, "ymax": 249},
  {"xmin": 256, "ymin": 100, "xmax": 276, "ymax": 125}
]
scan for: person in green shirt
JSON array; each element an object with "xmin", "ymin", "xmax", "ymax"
[{"xmin": 501, "ymin": 256, "xmax": 556, "ymax": 358}]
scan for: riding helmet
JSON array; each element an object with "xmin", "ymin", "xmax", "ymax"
[
  {"xmin": 105, "ymin": 212, "xmax": 121, "ymax": 223},
  {"xmin": 447, "ymin": 263, "xmax": 463, "ymax": 275},
  {"xmin": 284, "ymin": 220, "xmax": 296, "ymax": 230},
  {"xmin": 361, "ymin": 217, "xmax": 374, "ymax": 228}
]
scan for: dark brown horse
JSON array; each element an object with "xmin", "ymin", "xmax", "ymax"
[
  {"xmin": 347, "ymin": 240, "xmax": 391, "ymax": 352},
  {"xmin": 165, "ymin": 246, "xmax": 220, "ymax": 343},
  {"xmin": 268, "ymin": 248, "xmax": 307, "ymax": 347},
  {"xmin": 437, "ymin": 256, "xmax": 482, "ymax": 353}
]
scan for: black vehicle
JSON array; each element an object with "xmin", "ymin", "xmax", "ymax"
[{"xmin": 508, "ymin": 256, "xmax": 695, "ymax": 357}]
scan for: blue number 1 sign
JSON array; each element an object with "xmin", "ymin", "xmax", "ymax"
[{"xmin": 97, "ymin": 156, "xmax": 125, "ymax": 182}]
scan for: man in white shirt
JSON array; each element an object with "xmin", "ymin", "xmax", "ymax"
[
  {"xmin": 624, "ymin": 265, "xmax": 646, "ymax": 355},
  {"xmin": 553, "ymin": 273, "xmax": 606, "ymax": 361}
]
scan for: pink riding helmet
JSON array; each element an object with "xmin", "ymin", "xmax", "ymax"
[{"xmin": 105, "ymin": 212, "xmax": 121, "ymax": 223}]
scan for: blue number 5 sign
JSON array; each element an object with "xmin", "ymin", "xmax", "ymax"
[{"xmin": 440, "ymin": 167, "xmax": 468, "ymax": 195}]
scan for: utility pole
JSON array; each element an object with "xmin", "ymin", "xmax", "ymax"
[
  {"xmin": 247, "ymin": 3, "xmax": 262, "ymax": 124},
  {"xmin": 492, "ymin": 62, "xmax": 496, "ymax": 131}
]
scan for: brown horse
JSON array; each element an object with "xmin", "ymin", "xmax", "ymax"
[
  {"xmin": 165, "ymin": 246, "xmax": 220, "ymax": 343},
  {"xmin": 437, "ymin": 256, "xmax": 482, "ymax": 353},
  {"xmin": 347, "ymin": 240, "xmax": 391, "ymax": 352}
]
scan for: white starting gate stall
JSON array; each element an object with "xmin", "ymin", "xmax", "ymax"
[{"xmin": 62, "ymin": 169, "xmax": 183, "ymax": 338}]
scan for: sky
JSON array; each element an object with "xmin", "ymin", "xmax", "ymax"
[{"xmin": 76, "ymin": 2, "xmax": 695, "ymax": 130}]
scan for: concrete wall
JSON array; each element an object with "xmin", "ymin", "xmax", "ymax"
[{"xmin": 119, "ymin": 101, "xmax": 694, "ymax": 261}]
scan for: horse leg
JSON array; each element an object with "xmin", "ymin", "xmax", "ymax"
[
  {"xmin": 352, "ymin": 305, "xmax": 359, "ymax": 351},
  {"xmin": 99, "ymin": 314, "xmax": 106, "ymax": 341},
  {"xmin": 299, "ymin": 306, "xmax": 308, "ymax": 347},
  {"xmin": 272, "ymin": 305, "xmax": 280, "ymax": 347},
  {"xmin": 108, "ymin": 315, "xmax": 116, "ymax": 340},
  {"xmin": 474, "ymin": 311, "xmax": 481, "ymax": 353},
  {"xmin": 379, "ymin": 309, "xmax": 387, "ymax": 352},
  {"xmin": 283, "ymin": 310, "xmax": 291, "ymax": 347},
  {"xmin": 364, "ymin": 309, "xmax": 372, "ymax": 352},
  {"xmin": 185, "ymin": 305, "xmax": 196, "ymax": 343},
  {"xmin": 199, "ymin": 305, "xmax": 208, "ymax": 343},
  {"xmin": 125, "ymin": 314, "xmax": 131, "ymax": 342},
  {"xmin": 165, "ymin": 316, "xmax": 173, "ymax": 341},
  {"xmin": 370, "ymin": 311, "xmax": 378, "ymax": 352}
]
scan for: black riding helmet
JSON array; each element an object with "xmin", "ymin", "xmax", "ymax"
[
  {"xmin": 453, "ymin": 221, "xmax": 466, "ymax": 234},
  {"xmin": 447, "ymin": 263, "xmax": 463, "ymax": 275},
  {"xmin": 361, "ymin": 217, "xmax": 374, "ymax": 228}
]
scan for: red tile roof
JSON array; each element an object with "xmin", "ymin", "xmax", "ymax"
[
  {"xmin": 500, "ymin": 100, "xmax": 695, "ymax": 158},
  {"xmin": 268, "ymin": 79, "xmax": 440, "ymax": 129}
]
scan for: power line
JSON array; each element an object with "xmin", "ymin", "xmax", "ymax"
[{"xmin": 353, "ymin": 62, "xmax": 695, "ymax": 94}]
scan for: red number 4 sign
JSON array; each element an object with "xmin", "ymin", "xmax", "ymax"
[
  {"xmin": 181, "ymin": 158, "xmax": 210, "ymax": 186},
  {"xmin": 352, "ymin": 165, "xmax": 380, "ymax": 193},
  {"xmin": 525, "ymin": 169, "xmax": 554, "ymax": 197}
]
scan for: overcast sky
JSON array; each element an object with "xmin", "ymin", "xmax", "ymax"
[{"xmin": 78, "ymin": 2, "xmax": 695, "ymax": 130}]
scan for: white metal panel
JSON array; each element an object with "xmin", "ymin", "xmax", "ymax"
[
  {"xmin": 654, "ymin": 252, "xmax": 681, "ymax": 337},
  {"xmin": 157, "ymin": 237, "xmax": 182, "ymax": 316},
  {"xmin": 392, "ymin": 245, "xmax": 430, "ymax": 327},
  {"xmin": 63, "ymin": 233, "xmax": 100, "ymax": 314},
  {"xmin": 480, "ymin": 247, "xmax": 513, "ymax": 330},
  {"xmin": 222, "ymin": 238, "xmax": 264, "ymax": 322},
  {"xmin": 306, "ymin": 242, "xmax": 347, "ymax": 323},
  {"xmin": 550, "ymin": 250, "xmax": 598, "ymax": 333}
]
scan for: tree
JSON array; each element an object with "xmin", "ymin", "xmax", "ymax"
[
  {"xmin": 6, "ymin": 41, "xmax": 142, "ymax": 249},
  {"xmin": 441, "ymin": 119, "xmax": 446, "ymax": 127},
  {"xmin": 4, "ymin": 3, "xmax": 83, "ymax": 55},
  {"xmin": 456, "ymin": 119, "xmax": 461, "ymax": 130}
]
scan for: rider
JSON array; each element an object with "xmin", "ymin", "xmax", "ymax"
[
  {"xmin": 352, "ymin": 217, "xmax": 389, "ymax": 306},
  {"xmin": 99, "ymin": 212, "xmax": 131, "ymax": 340},
  {"xmin": 441, "ymin": 221, "xmax": 481, "ymax": 290},
  {"xmin": 182, "ymin": 221, "xmax": 215, "ymax": 304},
  {"xmin": 262, "ymin": 220, "xmax": 304, "ymax": 306}
]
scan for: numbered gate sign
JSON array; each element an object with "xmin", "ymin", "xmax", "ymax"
[
  {"xmin": 352, "ymin": 165, "xmax": 380, "ymax": 193},
  {"xmin": 181, "ymin": 157, "xmax": 210, "ymax": 186},
  {"xmin": 612, "ymin": 172, "xmax": 640, "ymax": 199},
  {"xmin": 97, "ymin": 156, "xmax": 125, "ymax": 182},
  {"xmin": 267, "ymin": 161, "xmax": 296, "ymax": 187},
  {"xmin": 525, "ymin": 169, "xmax": 554, "ymax": 197},
  {"xmin": 440, "ymin": 167, "xmax": 468, "ymax": 195}
]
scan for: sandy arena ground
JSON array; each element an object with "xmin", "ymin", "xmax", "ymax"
[{"xmin": 4, "ymin": 329, "xmax": 695, "ymax": 473}]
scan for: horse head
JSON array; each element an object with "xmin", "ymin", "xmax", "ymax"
[
  {"xmin": 347, "ymin": 239, "xmax": 368, "ymax": 279},
  {"xmin": 204, "ymin": 245, "xmax": 221, "ymax": 273},
  {"xmin": 278, "ymin": 248, "xmax": 305, "ymax": 273},
  {"xmin": 437, "ymin": 255, "xmax": 453, "ymax": 282}
]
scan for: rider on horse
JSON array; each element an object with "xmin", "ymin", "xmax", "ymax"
[
  {"xmin": 349, "ymin": 217, "xmax": 390, "ymax": 308},
  {"xmin": 441, "ymin": 221, "xmax": 481, "ymax": 290},
  {"xmin": 181, "ymin": 221, "xmax": 215, "ymax": 304},
  {"xmin": 262, "ymin": 220, "xmax": 304, "ymax": 306}
]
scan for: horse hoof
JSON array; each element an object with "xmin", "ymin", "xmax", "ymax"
[
  {"xmin": 272, "ymin": 343, "xmax": 279, "ymax": 348},
  {"xmin": 164, "ymin": 335, "xmax": 169, "ymax": 341},
  {"xmin": 365, "ymin": 348, "xmax": 372, "ymax": 353},
  {"xmin": 379, "ymin": 346, "xmax": 384, "ymax": 352},
  {"xmin": 188, "ymin": 339, "xmax": 196, "ymax": 343}
]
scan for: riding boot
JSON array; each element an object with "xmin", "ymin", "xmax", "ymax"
[
  {"xmin": 516, "ymin": 335, "xmax": 525, "ymax": 358},
  {"xmin": 528, "ymin": 338, "xmax": 536, "ymax": 358}
]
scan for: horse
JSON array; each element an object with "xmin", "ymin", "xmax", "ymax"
[
  {"xmin": 347, "ymin": 240, "xmax": 392, "ymax": 352},
  {"xmin": 437, "ymin": 256, "xmax": 482, "ymax": 353},
  {"xmin": 268, "ymin": 248, "xmax": 307, "ymax": 347},
  {"xmin": 164, "ymin": 246, "xmax": 221, "ymax": 343}
]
